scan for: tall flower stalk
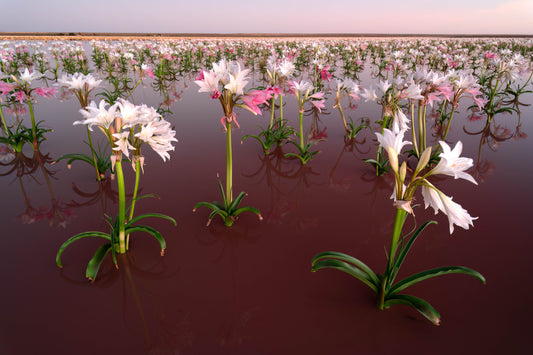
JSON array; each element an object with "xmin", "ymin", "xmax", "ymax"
[
  {"xmin": 285, "ymin": 80, "xmax": 325, "ymax": 165},
  {"xmin": 56, "ymin": 72, "xmax": 104, "ymax": 180},
  {"xmin": 56, "ymin": 99, "xmax": 177, "ymax": 280},
  {"xmin": 193, "ymin": 59, "xmax": 268, "ymax": 226},
  {"xmin": 8, "ymin": 68, "xmax": 57, "ymax": 150},
  {"xmin": 312, "ymin": 128, "xmax": 485, "ymax": 325}
]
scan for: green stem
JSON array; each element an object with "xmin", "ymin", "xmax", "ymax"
[
  {"xmin": 410, "ymin": 102, "xmax": 419, "ymax": 157},
  {"xmin": 226, "ymin": 121, "xmax": 233, "ymax": 207},
  {"xmin": 0, "ymin": 105, "xmax": 9, "ymax": 136},
  {"xmin": 86, "ymin": 126, "xmax": 102, "ymax": 181},
  {"xmin": 279, "ymin": 95, "xmax": 283, "ymax": 122},
  {"xmin": 378, "ymin": 208, "xmax": 407, "ymax": 310},
  {"xmin": 128, "ymin": 158, "xmax": 141, "ymax": 222},
  {"xmin": 422, "ymin": 105, "xmax": 427, "ymax": 151},
  {"xmin": 442, "ymin": 106, "xmax": 456, "ymax": 142},
  {"xmin": 269, "ymin": 96, "xmax": 275, "ymax": 128},
  {"xmin": 337, "ymin": 105, "xmax": 349, "ymax": 134},
  {"xmin": 298, "ymin": 109, "xmax": 304, "ymax": 150},
  {"xmin": 115, "ymin": 157, "xmax": 127, "ymax": 253},
  {"xmin": 27, "ymin": 100, "xmax": 38, "ymax": 150}
]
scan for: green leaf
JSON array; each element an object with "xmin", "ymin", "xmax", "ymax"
[
  {"xmin": 217, "ymin": 178, "xmax": 227, "ymax": 207},
  {"xmin": 389, "ymin": 266, "xmax": 486, "ymax": 296},
  {"xmin": 86, "ymin": 243, "xmax": 112, "ymax": 281},
  {"xmin": 232, "ymin": 206, "xmax": 261, "ymax": 218},
  {"xmin": 312, "ymin": 259, "xmax": 378, "ymax": 292},
  {"xmin": 126, "ymin": 225, "xmax": 166, "ymax": 253},
  {"xmin": 228, "ymin": 191, "xmax": 248, "ymax": 213},
  {"xmin": 311, "ymin": 251, "xmax": 379, "ymax": 285},
  {"xmin": 384, "ymin": 294, "xmax": 441, "ymax": 325},
  {"xmin": 56, "ymin": 231, "xmax": 111, "ymax": 268},
  {"xmin": 194, "ymin": 201, "xmax": 221, "ymax": 211},
  {"xmin": 390, "ymin": 221, "xmax": 437, "ymax": 282},
  {"xmin": 126, "ymin": 213, "xmax": 177, "ymax": 228}
]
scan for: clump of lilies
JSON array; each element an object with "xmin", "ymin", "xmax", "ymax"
[
  {"xmin": 56, "ymin": 72, "xmax": 105, "ymax": 180},
  {"xmin": 0, "ymin": 68, "xmax": 56, "ymax": 151},
  {"xmin": 312, "ymin": 127, "xmax": 485, "ymax": 325},
  {"xmin": 56, "ymin": 98, "xmax": 177, "ymax": 280},
  {"xmin": 193, "ymin": 59, "xmax": 270, "ymax": 226},
  {"xmin": 284, "ymin": 79, "xmax": 326, "ymax": 164}
]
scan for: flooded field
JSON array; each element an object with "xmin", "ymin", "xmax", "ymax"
[{"xmin": 0, "ymin": 37, "xmax": 531, "ymax": 354}]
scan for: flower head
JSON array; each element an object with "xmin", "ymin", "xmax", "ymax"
[
  {"xmin": 421, "ymin": 182, "xmax": 477, "ymax": 234},
  {"xmin": 430, "ymin": 141, "xmax": 477, "ymax": 185}
]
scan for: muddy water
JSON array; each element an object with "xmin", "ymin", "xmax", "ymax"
[{"xmin": 1, "ymin": 71, "xmax": 531, "ymax": 354}]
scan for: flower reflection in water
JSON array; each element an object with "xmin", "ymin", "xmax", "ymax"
[{"xmin": 0, "ymin": 147, "xmax": 73, "ymax": 228}]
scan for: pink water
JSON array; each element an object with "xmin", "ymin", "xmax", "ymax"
[{"xmin": 1, "ymin": 71, "xmax": 531, "ymax": 354}]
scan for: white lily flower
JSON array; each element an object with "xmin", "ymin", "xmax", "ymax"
[
  {"xmin": 112, "ymin": 131, "xmax": 134, "ymax": 158},
  {"xmin": 421, "ymin": 182, "xmax": 477, "ymax": 234},
  {"xmin": 430, "ymin": 141, "xmax": 477, "ymax": 185},
  {"xmin": 75, "ymin": 100, "xmax": 118, "ymax": 131},
  {"xmin": 375, "ymin": 128, "xmax": 411, "ymax": 172}
]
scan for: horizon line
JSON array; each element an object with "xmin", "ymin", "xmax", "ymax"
[{"xmin": 1, "ymin": 32, "xmax": 532, "ymax": 39}]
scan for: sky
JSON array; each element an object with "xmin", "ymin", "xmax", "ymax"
[{"xmin": 1, "ymin": 0, "xmax": 532, "ymax": 34}]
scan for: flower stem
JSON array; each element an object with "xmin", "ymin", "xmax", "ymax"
[
  {"xmin": 410, "ymin": 101, "xmax": 419, "ymax": 157},
  {"xmin": 298, "ymin": 109, "xmax": 304, "ymax": 150},
  {"xmin": 378, "ymin": 208, "xmax": 407, "ymax": 309},
  {"xmin": 226, "ymin": 121, "xmax": 233, "ymax": 206},
  {"xmin": 126, "ymin": 158, "xmax": 141, "ymax": 250},
  {"xmin": 269, "ymin": 96, "xmax": 275, "ymax": 128},
  {"xmin": 27, "ymin": 100, "xmax": 38, "ymax": 150},
  {"xmin": 442, "ymin": 107, "xmax": 456, "ymax": 142},
  {"xmin": 129, "ymin": 158, "xmax": 141, "ymax": 221},
  {"xmin": 115, "ymin": 157, "xmax": 127, "ymax": 253},
  {"xmin": 279, "ymin": 95, "xmax": 283, "ymax": 123},
  {"xmin": 86, "ymin": 126, "xmax": 102, "ymax": 181}
]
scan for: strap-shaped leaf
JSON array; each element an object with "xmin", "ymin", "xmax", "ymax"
[
  {"xmin": 228, "ymin": 191, "xmax": 248, "ymax": 213},
  {"xmin": 311, "ymin": 251, "xmax": 379, "ymax": 285},
  {"xmin": 56, "ymin": 231, "xmax": 111, "ymax": 268},
  {"xmin": 232, "ymin": 206, "xmax": 261, "ymax": 218},
  {"xmin": 86, "ymin": 243, "xmax": 112, "ymax": 281},
  {"xmin": 216, "ymin": 178, "xmax": 227, "ymax": 207},
  {"xmin": 389, "ymin": 221, "xmax": 437, "ymax": 282},
  {"xmin": 194, "ymin": 201, "xmax": 221, "ymax": 211},
  {"xmin": 312, "ymin": 259, "xmax": 378, "ymax": 292},
  {"xmin": 126, "ymin": 225, "xmax": 166, "ymax": 253},
  {"xmin": 390, "ymin": 266, "xmax": 486, "ymax": 295},
  {"xmin": 384, "ymin": 294, "xmax": 441, "ymax": 325},
  {"xmin": 126, "ymin": 213, "xmax": 177, "ymax": 228}
]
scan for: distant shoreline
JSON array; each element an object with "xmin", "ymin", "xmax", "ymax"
[{"xmin": 1, "ymin": 32, "xmax": 532, "ymax": 41}]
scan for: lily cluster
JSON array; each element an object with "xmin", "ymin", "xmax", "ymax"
[
  {"xmin": 378, "ymin": 128, "xmax": 477, "ymax": 234},
  {"xmin": 195, "ymin": 58, "xmax": 271, "ymax": 128},
  {"xmin": 74, "ymin": 98, "xmax": 177, "ymax": 168}
]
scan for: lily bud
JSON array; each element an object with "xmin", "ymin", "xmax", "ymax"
[
  {"xmin": 387, "ymin": 147, "xmax": 399, "ymax": 173},
  {"xmin": 415, "ymin": 147, "xmax": 432, "ymax": 175},
  {"xmin": 399, "ymin": 161, "xmax": 407, "ymax": 184}
]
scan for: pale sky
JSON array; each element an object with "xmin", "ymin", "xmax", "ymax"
[{"xmin": 1, "ymin": 0, "xmax": 532, "ymax": 34}]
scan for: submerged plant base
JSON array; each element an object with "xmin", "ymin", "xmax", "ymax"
[
  {"xmin": 193, "ymin": 178, "xmax": 262, "ymax": 227},
  {"xmin": 241, "ymin": 120, "xmax": 294, "ymax": 155},
  {"xmin": 285, "ymin": 139, "xmax": 321, "ymax": 165},
  {"xmin": 56, "ymin": 212, "xmax": 176, "ymax": 281},
  {"xmin": 311, "ymin": 217, "xmax": 485, "ymax": 325}
]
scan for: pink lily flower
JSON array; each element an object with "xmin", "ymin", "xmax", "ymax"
[
  {"xmin": 0, "ymin": 82, "xmax": 14, "ymax": 95},
  {"xmin": 311, "ymin": 99, "xmax": 325, "ymax": 113},
  {"xmin": 267, "ymin": 86, "xmax": 283, "ymax": 99},
  {"xmin": 12, "ymin": 90, "xmax": 26, "ymax": 103},
  {"xmin": 241, "ymin": 89, "xmax": 272, "ymax": 115},
  {"xmin": 34, "ymin": 87, "xmax": 58, "ymax": 98}
]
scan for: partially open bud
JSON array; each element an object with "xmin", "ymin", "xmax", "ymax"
[
  {"xmin": 386, "ymin": 147, "xmax": 399, "ymax": 173},
  {"xmin": 415, "ymin": 147, "xmax": 432, "ymax": 175},
  {"xmin": 399, "ymin": 161, "xmax": 407, "ymax": 184}
]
